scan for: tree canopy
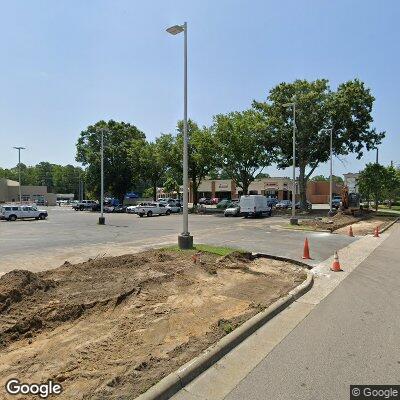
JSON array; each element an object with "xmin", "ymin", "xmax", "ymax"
[
  {"xmin": 253, "ymin": 79, "xmax": 384, "ymax": 208},
  {"xmin": 76, "ymin": 120, "xmax": 145, "ymax": 201},
  {"xmin": 214, "ymin": 109, "xmax": 275, "ymax": 194}
]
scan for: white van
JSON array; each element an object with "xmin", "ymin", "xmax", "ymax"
[{"xmin": 239, "ymin": 195, "xmax": 272, "ymax": 218}]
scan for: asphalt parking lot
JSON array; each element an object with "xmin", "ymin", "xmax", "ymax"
[{"xmin": 0, "ymin": 207, "xmax": 357, "ymax": 275}]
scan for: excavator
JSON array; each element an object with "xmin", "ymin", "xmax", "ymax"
[{"xmin": 340, "ymin": 186, "xmax": 361, "ymax": 215}]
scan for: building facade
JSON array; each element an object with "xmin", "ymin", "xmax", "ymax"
[
  {"xmin": 0, "ymin": 179, "xmax": 57, "ymax": 205},
  {"xmin": 191, "ymin": 177, "xmax": 342, "ymax": 204}
]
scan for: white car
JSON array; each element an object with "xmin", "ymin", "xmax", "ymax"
[
  {"xmin": 137, "ymin": 202, "xmax": 171, "ymax": 217},
  {"xmin": 126, "ymin": 202, "xmax": 153, "ymax": 214},
  {"xmin": 239, "ymin": 195, "xmax": 272, "ymax": 218},
  {"xmin": 166, "ymin": 201, "xmax": 182, "ymax": 213},
  {"xmin": 0, "ymin": 205, "xmax": 48, "ymax": 221}
]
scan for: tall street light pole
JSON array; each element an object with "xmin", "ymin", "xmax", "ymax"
[
  {"xmin": 98, "ymin": 128, "xmax": 105, "ymax": 225},
  {"xmin": 13, "ymin": 146, "xmax": 26, "ymax": 204},
  {"xmin": 166, "ymin": 21, "xmax": 193, "ymax": 249},
  {"xmin": 282, "ymin": 102, "xmax": 297, "ymax": 225},
  {"xmin": 320, "ymin": 128, "xmax": 334, "ymax": 216}
]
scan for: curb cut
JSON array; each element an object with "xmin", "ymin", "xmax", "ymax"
[
  {"xmin": 379, "ymin": 217, "xmax": 399, "ymax": 234},
  {"xmin": 135, "ymin": 266, "xmax": 313, "ymax": 400}
]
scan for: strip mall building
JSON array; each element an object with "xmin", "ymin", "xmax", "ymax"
[{"xmin": 190, "ymin": 177, "xmax": 342, "ymax": 204}]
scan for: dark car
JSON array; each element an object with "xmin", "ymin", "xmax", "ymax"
[
  {"xmin": 275, "ymin": 200, "xmax": 292, "ymax": 209},
  {"xmin": 295, "ymin": 200, "xmax": 312, "ymax": 210},
  {"xmin": 266, "ymin": 198, "xmax": 279, "ymax": 207},
  {"xmin": 198, "ymin": 197, "xmax": 212, "ymax": 205}
]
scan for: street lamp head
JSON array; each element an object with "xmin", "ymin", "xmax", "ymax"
[
  {"xmin": 166, "ymin": 24, "xmax": 185, "ymax": 35},
  {"xmin": 13, "ymin": 146, "xmax": 26, "ymax": 150}
]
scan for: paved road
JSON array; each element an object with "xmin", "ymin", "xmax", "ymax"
[
  {"xmin": 225, "ymin": 223, "xmax": 400, "ymax": 400},
  {"xmin": 0, "ymin": 207, "xmax": 356, "ymax": 273}
]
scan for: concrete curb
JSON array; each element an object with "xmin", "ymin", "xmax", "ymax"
[
  {"xmin": 252, "ymin": 252, "xmax": 314, "ymax": 270},
  {"xmin": 379, "ymin": 217, "xmax": 399, "ymax": 234},
  {"xmin": 135, "ymin": 267, "xmax": 313, "ymax": 400}
]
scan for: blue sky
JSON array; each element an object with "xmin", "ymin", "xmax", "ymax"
[{"xmin": 1, "ymin": 0, "xmax": 399, "ymax": 178}]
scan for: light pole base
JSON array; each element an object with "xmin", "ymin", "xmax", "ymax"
[
  {"xmin": 178, "ymin": 233, "xmax": 193, "ymax": 249},
  {"xmin": 290, "ymin": 217, "xmax": 298, "ymax": 225},
  {"xmin": 98, "ymin": 217, "xmax": 105, "ymax": 225}
]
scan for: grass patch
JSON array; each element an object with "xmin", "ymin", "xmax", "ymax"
[{"xmin": 164, "ymin": 244, "xmax": 241, "ymax": 256}]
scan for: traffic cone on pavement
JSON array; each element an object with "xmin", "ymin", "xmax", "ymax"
[
  {"xmin": 374, "ymin": 226, "xmax": 380, "ymax": 237},
  {"xmin": 302, "ymin": 238, "xmax": 312, "ymax": 260},
  {"xmin": 348, "ymin": 225, "xmax": 354, "ymax": 237},
  {"xmin": 331, "ymin": 251, "xmax": 342, "ymax": 272}
]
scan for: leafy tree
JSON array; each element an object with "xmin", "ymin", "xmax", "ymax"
[
  {"xmin": 169, "ymin": 120, "xmax": 219, "ymax": 205},
  {"xmin": 311, "ymin": 174, "xmax": 344, "ymax": 184},
  {"xmin": 358, "ymin": 163, "xmax": 387, "ymax": 211},
  {"xmin": 254, "ymin": 79, "xmax": 384, "ymax": 209},
  {"xmin": 138, "ymin": 137, "xmax": 170, "ymax": 201},
  {"xmin": 255, "ymin": 172, "xmax": 271, "ymax": 179},
  {"xmin": 76, "ymin": 120, "xmax": 146, "ymax": 201},
  {"xmin": 163, "ymin": 176, "xmax": 180, "ymax": 197},
  {"xmin": 213, "ymin": 109, "xmax": 275, "ymax": 195},
  {"xmin": 383, "ymin": 166, "xmax": 400, "ymax": 208}
]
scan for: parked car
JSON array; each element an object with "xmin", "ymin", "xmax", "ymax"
[
  {"xmin": 239, "ymin": 195, "xmax": 272, "ymax": 218},
  {"xmin": 211, "ymin": 197, "xmax": 219, "ymax": 205},
  {"xmin": 216, "ymin": 199, "xmax": 234, "ymax": 209},
  {"xmin": 104, "ymin": 205, "xmax": 127, "ymax": 213},
  {"xmin": 166, "ymin": 201, "xmax": 182, "ymax": 213},
  {"xmin": 198, "ymin": 197, "xmax": 212, "ymax": 205},
  {"xmin": 224, "ymin": 203, "xmax": 240, "ymax": 217},
  {"xmin": 73, "ymin": 200, "xmax": 98, "ymax": 211},
  {"xmin": 266, "ymin": 197, "xmax": 279, "ymax": 207},
  {"xmin": 275, "ymin": 200, "xmax": 293, "ymax": 210},
  {"xmin": 331, "ymin": 195, "xmax": 342, "ymax": 209},
  {"xmin": 126, "ymin": 202, "xmax": 152, "ymax": 214},
  {"xmin": 295, "ymin": 200, "xmax": 313, "ymax": 210},
  {"xmin": 0, "ymin": 205, "xmax": 48, "ymax": 221},
  {"xmin": 136, "ymin": 202, "xmax": 171, "ymax": 217}
]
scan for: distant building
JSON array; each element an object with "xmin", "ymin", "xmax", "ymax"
[
  {"xmin": 343, "ymin": 173, "xmax": 360, "ymax": 193},
  {"xmin": 0, "ymin": 178, "xmax": 57, "ymax": 205}
]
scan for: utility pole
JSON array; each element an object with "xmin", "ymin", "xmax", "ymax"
[
  {"xmin": 376, "ymin": 148, "xmax": 379, "ymax": 164},
  {"xmin": 167, "ymin": 22, "xmax": 193, "ymax": 248},
  {"xmin": 98, "ymin": 128, "xmax": 105, "ymax": 225},
  {"xmin": 13, "ymin": 146, "xmax": 26, "ymax": 204}
]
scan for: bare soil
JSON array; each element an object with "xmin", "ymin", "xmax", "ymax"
[
  {"xmin": 299, "ymin": 211, "xmax": 395, "ymax": 234},
  {"xmin": 0, "ymin": 249, "xmax": 306, "ymax": 399}
]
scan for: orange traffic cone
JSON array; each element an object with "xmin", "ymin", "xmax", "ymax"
[
  {"xmin": 374, "ymin": 226, "xmax": 380, "ymax": 237},
  {"xmin": 331, "ymin": 251, "xmax": 342, "ymax": 272},
  {"xmin": 348, "ymin": 225, "xmax": 354, "ymax": 237},
  {"xmin": 302, "ymin": 238, "xmax": 312, "ymax": 260}
]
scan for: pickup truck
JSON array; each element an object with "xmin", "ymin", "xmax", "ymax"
[
  {"xmin": 137, "ymin": 202, "xmax": 171, "ymax": 217},
  {"xmin": 0, "ymin": 205, "xmax": 48, "ymax": 221},
  {"xmin": 72, "ymin": 200, "xmax": 98, "ymax": 211}
]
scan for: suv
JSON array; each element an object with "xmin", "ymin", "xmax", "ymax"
[
  {"xmin": 331, "ymin": 196, "xmax": 342, "ymax": 209},
  {"xmin": 0, "ymin": 205, "xmax": 48, "ymax": 221},
  {"xmin": 136, "ymin": 202, "xmax": 171, "ymax": 217},
  {"xmin": 73, "ymin": 200, "xmax": 98, "ymax": 211}
]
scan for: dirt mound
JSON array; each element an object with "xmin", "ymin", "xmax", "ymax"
[
  {"xmin": 0, "ymin": 249, "xmax": 306, "ymax": 399},
  {"xmin": 0, "ymin": 270, "xmax": 54, "ymax": 313}
]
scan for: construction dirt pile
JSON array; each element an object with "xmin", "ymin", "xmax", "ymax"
[
  {"xmin": 299, "ymin": 210, "xmax": 395, "ymax": 234},
  {"xmin": 0, "ymin": 249, "xmax": 306, "ymax": 399}
]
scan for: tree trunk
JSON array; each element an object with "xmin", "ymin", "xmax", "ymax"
[
  {"xmin": 192, "ymin": 178, "xmax": 199, "ymax": 206},
  {"xmin": 298, "ymin": 165, "xmax": 307, "ymax": 210},
  {"xmin": 152, "ymin": 181, "xmax": 157, "ymax": 201}
]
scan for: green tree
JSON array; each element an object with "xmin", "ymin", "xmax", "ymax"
[
  {"xmin": 138, "ymin": 137, "xmax": 170, "ymax": 201},
  {"xmin": 311, "ymin": 174, "xmax": 344, "ymax": 184},
  {"xmin": 214, "ymin": 109, "xmax": 275, "ymax": 195},
  {"xmin": 76, "ymin": 120, "xmax": 146, "ymax": 201},
  {"xmin": 169, "ymin": 120, "xmax": 219, "ymax": 205},
  {"xmin": 383, "ymin": 166, "xmax": 400, "ymax": 208},
  {"xmin": 163, "ymin": 175, "xmax": 180, "ymax": 197},
  {"xmin": 254, "ymin": 79, "xmax": 384, "ymax": 209},
  {"xmin": 358, "ymin": 163, "xmax": 387, "ymax": 211}
]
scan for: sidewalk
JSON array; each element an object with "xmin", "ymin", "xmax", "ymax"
[{"xmin": 172, "ymin": 223, "xmax": 400, "ymax": 400}]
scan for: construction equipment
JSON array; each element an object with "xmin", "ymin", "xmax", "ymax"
[{"xmin": 340, "ymin": 186, "xmax": 361, "ymax": 215}]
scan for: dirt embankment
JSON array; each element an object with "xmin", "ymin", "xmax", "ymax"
[
  {"xmin": 299, "ymin": 211, "xmax": 396, "ymax": 235},
  {"xmin": 0, "ymin": 250, "xmax": 306, "ymax": 399}
]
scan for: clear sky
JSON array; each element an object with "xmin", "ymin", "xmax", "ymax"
[{"xmin": 1, "ymin": 0, "xmax": 399, "ymax": 178}]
